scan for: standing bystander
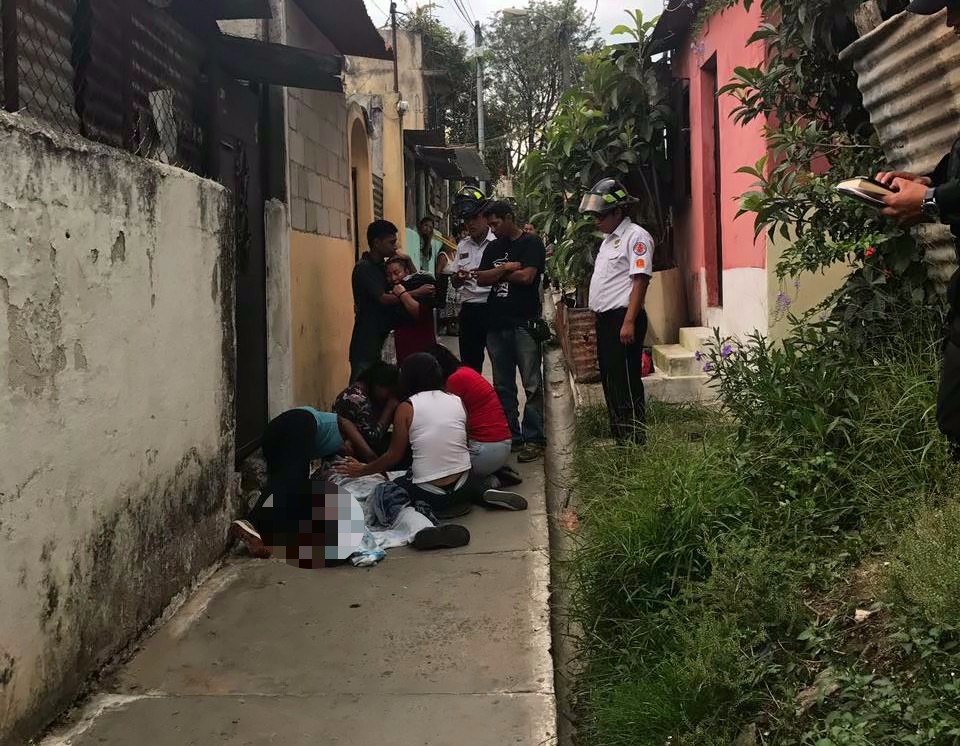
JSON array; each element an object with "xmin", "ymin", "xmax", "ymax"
[{"xmin": 450, "ymin": 186, "xmax": 495, "ymax": 373}]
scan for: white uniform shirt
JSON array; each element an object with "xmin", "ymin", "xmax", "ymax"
[
  {"xmin": 588, "ymin": 217, "xmax": 655, "ymax": 313},
  {"xmin": 451, "ymin": 230, "xmax": 495, "ymax": 304}
]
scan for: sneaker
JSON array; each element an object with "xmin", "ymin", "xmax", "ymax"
[
  {"xmin": 480, "ymin": 489, "xmax": 528, "ymax": 511},
  {"xmin": 432, "ymin": 500, "xmax": 474, "ymax": 520},
  {"xmin": 494, "ymin": 466, "xmax": 523, "ymax": 488},
  {"xmin": 230, "ymin": 519, "xmax": 272, "ymax": 559},
  {"xmin": 517, "ymin": 444, "xmax": 545, "ymax": 463},
  {"xmin": 412, "ymin": 524, "xmax": 471, "ymax": 550}
]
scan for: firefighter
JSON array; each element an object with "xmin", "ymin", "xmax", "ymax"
[
  {"xmin": 877, "ymin": 0, "xmax": 960, "ymax": 459},
  {"xmin": 579, "ymin": 178, "xmax": 653, "ymax": 445}
]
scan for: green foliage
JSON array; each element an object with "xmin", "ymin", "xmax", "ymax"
[
  {"xmin": 521, "ymin": 11, "xmax": 671, "ymax": 287},
  {"xmin": 568, "ymin": 309, "xmax": 960, "ymax": 744}
]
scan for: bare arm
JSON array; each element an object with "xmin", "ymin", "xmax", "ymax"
[
  {"xmin": 334, "ymin": 403, "xmax": 413, "ymax": 478},
  {"xmin": 476, "ymin": 262, "xmax": 522, "ymax": 286},
  {"xmin": 337, "ymin": 416, "xmax": 378, "ymax": 463},
  {"xmin": 506, "ymin": 267, "xmax": 539, "ymax": 286},
  {"xmin": 392, "ymin": 285, "xmax": 423, "ymax": 319},
  {"xmin": 621, "ymin": 275, "xmax": 651, "ymax": 345}
]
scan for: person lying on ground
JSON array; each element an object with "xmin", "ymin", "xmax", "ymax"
[
  {"xmin": 386, "ymin": 255, "xmax": 438, "ymax": 364},
  {"xmin": 332, "ymin": 362, "xmax": 400, "ymax": 462},
  {"xmin": 230, "ymin": 406, "xmax": 379, "ymax": 559},
  {"xmin": 426, "ymin": 343, "xmax": 522, "ymax": 488},
  {"xmin": 333, "ymin": 353, "xmax": 528, "ymax": 519}
]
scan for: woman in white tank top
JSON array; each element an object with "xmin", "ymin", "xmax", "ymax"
[{"xmin": 335, "ymin": 353, "xmax": 527, "ymax": 517}]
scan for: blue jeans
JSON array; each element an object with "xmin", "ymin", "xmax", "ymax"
[{"xmin": 487, "ymin": 325, "xmax": 545, "ymax": 446}]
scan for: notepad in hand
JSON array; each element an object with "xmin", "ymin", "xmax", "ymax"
[{"xmin": 836, "ymin": 177, "xmax": 895, "ymax": 208}]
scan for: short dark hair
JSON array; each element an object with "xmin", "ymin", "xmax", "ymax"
[
  {"xmin": 426, "ymin": 343, "xmax": 463, "ymax": 381},
  {"xmin": 367, "ymin": 219, "xmax": 398, "ymax": 247},
  {"xmin": 483, "ymin": 201, "xmax": 515, "ymax": 220},
  {"xmin": 356, "ymin": 361, "xmax": 399, "ymax": 391},
  {"xmin": 399, "ymin": 353, "xmax": 445, "ymax": 398},
  {"xmin": 419, "ymin": 215, "xmax": 434, "ymax": 226}
]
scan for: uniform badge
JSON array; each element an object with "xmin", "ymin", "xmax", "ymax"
[
  {"xmin": 613, "ymin": 238, "xmax": 621, "ymax": 248},
  {"xmin": 635, "ymin": 258, "xmax": 646, "ymax": 270},
  {"xmin": 633, "ymin": 241, "xmax": 648, "ymax": 257}
]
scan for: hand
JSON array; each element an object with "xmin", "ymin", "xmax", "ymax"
[
  {"xmin": 456, "ymin": 269, "xmax": 471, "ymax": 281},
  {"xmin": 391, "ymin": 284, "xmax": 406, "ymax": 296},
  {"xmin": 501, "ymin": 262, "xmax": 523, "ymax": 274},
  {"xmin": 881, "ymin": 178, "xmax": 928, "ymax": 224},
  {"xmin": 619, "ymin": 322, "xmax": 636, "ymax": 346},
  {"xmin": 875, "ymin": 170, "xmax": 931, "ymax": 188},
  {"xmin": 332, "ymin": 457, "xmax": 366, "ymax": 478},
  {"xmin": 411, "ymin": 284, "xmax": 435, "ymax": 298}
]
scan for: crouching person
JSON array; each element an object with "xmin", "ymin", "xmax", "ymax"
[
  {"xmin": 230, "ymin": 406, "xmax": 378, "ymax": 559},
  {"xmin": 334, "ymin": 353, "xmax": 528, "ymax": 525}
]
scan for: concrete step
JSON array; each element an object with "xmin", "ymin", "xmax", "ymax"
[
  {"xmin": 644, "ymin": 372, "xmax": 717, "ymax": 404},
  {"xmin": 679, "ymin": 326, "xmax": 715, "ymax": 355},
  {"xmin": 653, "ymin": 344, "xmax": 703, "ymax": 377}
]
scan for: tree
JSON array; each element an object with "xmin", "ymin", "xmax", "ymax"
[
  {"xmin": 399, "ymin": 7, "xmax": 476, "ymax": 144},
  {"xmin": 484, "ymin": 0, "xmax": 600, "ymax": 173}
]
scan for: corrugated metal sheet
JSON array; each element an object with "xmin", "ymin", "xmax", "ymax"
[{"xmin": 840, "ymin": 11, "xmax": 960, "ymax": 291}]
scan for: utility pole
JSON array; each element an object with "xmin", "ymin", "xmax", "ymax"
[
  {"xmin": 474, "ymin": 20, "xmax": 486, "ymax": 193},
  {"xmin": 391, "ymin": 2, "xmax": 399, "ymax": 94}
]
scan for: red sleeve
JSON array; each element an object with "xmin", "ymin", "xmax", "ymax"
[{"xmin": 445, "ymin": 368, "xmax": 468, "ymax": 399}]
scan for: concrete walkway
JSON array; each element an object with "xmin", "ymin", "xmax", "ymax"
[{"xmin": 42, "ymin": 361, "xmax": 557, "ymax": 745}]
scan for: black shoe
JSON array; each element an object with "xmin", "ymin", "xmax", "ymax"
[
  {"xmin": 511, "ymin": 441, "xmax": 524, "ymax": 453},
  {"xmin": 412, "ymin": 524, "xmax": 471, "ymax": 550},
  {"xmin": 494, "ymin": 466, "xmax": 523, "ymax": 488},
  {"xmin": 517, "ymin": 444, "xmax": 545, "ymax": 463},
  {"xmin": 480, "ymin": 489, "xmax": 528, "ymax": 511}
]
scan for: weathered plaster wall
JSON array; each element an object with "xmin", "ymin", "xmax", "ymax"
[
  {"xmin": 347, "ymin": 30, "xmax": 427, "ymax": 132},
  {"xmin": 0, "ymin": 115, "xmax": 237, "ymax": 745},
  {"xmin": 675, "ymin": 2, "xmax": 770, "ymax": 338},
  {"xmin": 265, "ymin": 200, "xmax": 294, "ymax": 417},
  {"xmin": 290, "ymin": 232, "xmax": 354, "ymax": 409}
]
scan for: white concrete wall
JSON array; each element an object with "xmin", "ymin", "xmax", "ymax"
[
  {"xmin": 0, "ymin": 114, "xmax": 238, "ymax": 745},
  {"xmin": 265, "ymin": 200, "xmax": 294, "ymax": 417}
]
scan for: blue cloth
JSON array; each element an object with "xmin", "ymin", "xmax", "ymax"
[
  {"xmin": 368, "ymin": 481, "xmax": 439, "ymax": 528},
  {"xmin": 296, "ymin": 407, "xmax": 345, "ymax": 458},
  {"xmin": 486, "ymin": 325, "xmax": 546, "ymax": 446}
]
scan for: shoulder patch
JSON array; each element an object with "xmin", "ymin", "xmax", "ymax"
[
  {"xmin": 633, "ymin": 241, "xmax": 648, "ymax": 257},
  {"xmin": 635, "ymin": 258, "xmax": 647, "ymax": 270}
]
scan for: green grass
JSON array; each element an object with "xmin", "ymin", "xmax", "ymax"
[{"xmin": 567, "ymin": 323, "xmax": 960, "ymax": 745}]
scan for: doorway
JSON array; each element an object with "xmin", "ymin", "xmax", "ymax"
[{"xmin": 701, "ymin": 55, "xmax": 723, "ymax": 308}]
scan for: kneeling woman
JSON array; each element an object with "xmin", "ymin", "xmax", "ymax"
[
  {"xmin": 427, "ymin": 344, "xmax": 521, "ymax": 487},
  {"xmin": 334, "ymin": 353, "xmax": 526, "ymax": 518},
  {"xmin": 231, "ymin": 406, "xmax": 377, "ymax": 558}
]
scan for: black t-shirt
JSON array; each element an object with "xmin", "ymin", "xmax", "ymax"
[
  {"xmin": 350, "ymin": 252, "xmax": 393, "ymax": 361},
  {"xmin": 478, "ymin": 233, "xmax": 546, "ymax": 328}
]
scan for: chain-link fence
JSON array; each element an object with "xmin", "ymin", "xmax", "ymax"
[{"xmin": 1, "ymin": 0, "xmax": 208, "ymax": 173}]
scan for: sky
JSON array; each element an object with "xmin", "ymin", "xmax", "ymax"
[{"xmin": 361, "ymin": 0, "xmax": 665, "ymax": 42}]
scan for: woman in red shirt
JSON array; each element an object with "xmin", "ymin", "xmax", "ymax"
[
  {"xmin": 428, "ymin": 344, "xmax": 522, "ymax": 487},
  {"xmin": 386, "ymin": 255, "xmax": 438, "ymax": 363}
]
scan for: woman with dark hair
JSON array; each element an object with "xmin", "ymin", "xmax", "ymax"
[
  {"xmin": 332, "ymin": 362, "xmax": 399, "ymax": 461},
  {"xmin": 427, "ymin": 344, "xmax": 521, "ymax": 487},
  {"xmin": 386, "ymin": 255, "xmax": 438, "ymax": 363},
  {"xmin": 334, "ymin": 353, "xmax": 527, "ymax": 519}
]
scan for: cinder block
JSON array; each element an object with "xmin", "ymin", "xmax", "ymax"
[
  {"xmin": 652, "ymin": 344, "xmax": 702, "ymax": 377},
  {"xmin": 679, "ymin": 326, "xmax": 715, "ymax": 354},
  {"xmin": 291, "ymin": 198, "xmax": 306, "ymax": 231}
]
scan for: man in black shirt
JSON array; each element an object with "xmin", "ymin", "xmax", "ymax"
[
  {"xmin": 877, "ymin": 0, "xmax": 960, "ymax": 459},
  {"xmin": 476, "ymin": 201, "xmax": 547, "ymax": 462},
  {"xmin": 350, "ymin": 221, "xmax": 432, "ymax": 382}
]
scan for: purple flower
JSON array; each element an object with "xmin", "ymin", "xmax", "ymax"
[
  {"xmin": 721, "ymin": 344, "xmax": 734, "ymax": 359},
  {"xmin": 695, "ymin": 351, "xmax": 703, "ymax": 361},
  {"xmin": 776, "ymin": 292, "xmax": 791, "ymax": 312},
  {"xmin": 703, "ymin": 362, "xmax": 715, "ymax": 373},
  {"xmin": 793, "ymin": 278, "xmax": 801, "ymax": 291}
]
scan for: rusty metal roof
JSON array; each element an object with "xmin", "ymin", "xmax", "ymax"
[
  {"xmin": 840, "ymin": 11, "xmax": 960, "ymax": 290},
  {"xmin": 650, "ymin": 0, "xmax": 703, "ymax": 53},
  {"xmin": 218, "ymin": 34, "xmax": 343, "ymax": 92},
  {"xmin": 292, "ymin": 0, "xmax": 392, "ymax": 60}
]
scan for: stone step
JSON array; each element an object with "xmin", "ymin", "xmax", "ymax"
[
  {"xmin": 679, "ymin": 326, "xmax": 715, "ymax": 355},
  {"xmin": 643, "ymin": 372, "xmax": 717, "ymax": 404},
  {"xmin": 653, "ymin": 344, "xmax": 703, "ymax": 378}
]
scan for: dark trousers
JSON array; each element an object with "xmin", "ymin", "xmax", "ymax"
[
  {"xmin": 458, "ymin": 302, "xmax": 488, "ymax": 373},
  {"xmin": 595, "ymin": 307, "xmax": 648, "ymax": 444},
  {"xmin": 249, "ymin": 409, "xmax": 317, "ymax": 542}
]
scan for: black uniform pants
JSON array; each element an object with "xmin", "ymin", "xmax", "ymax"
[
  {"xmin": 595, "ymin": 307, "xmax": 648, "ymax": 444},
  {"xmin": 938, "ymin": 271, "xmax": 960, "ymax": 460},
  {"xmin": 459, "ymin": 302, "xmax": 488, "ymax": 373}
]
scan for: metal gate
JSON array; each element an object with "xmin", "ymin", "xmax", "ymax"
[{"xmin": 216, "ymin": 78, "xmax": 268, "ymax": 461}]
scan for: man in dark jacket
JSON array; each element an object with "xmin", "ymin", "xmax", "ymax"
[{"xmin": 877, "ymin": 0, "xmax": 960, "ymax": 457}]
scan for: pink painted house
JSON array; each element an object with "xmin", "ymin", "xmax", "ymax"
[{"xmin": 652, "ymin": 2, "xmax": 844, "ymax": 340}]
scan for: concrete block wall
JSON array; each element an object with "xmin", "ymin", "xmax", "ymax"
[{"xmin": 0, "ymin": 114, "xmax": 239, "ymax": 745}]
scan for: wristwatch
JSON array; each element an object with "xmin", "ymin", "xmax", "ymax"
[{"xmin": 922, "ymin": 187, "xmax": 940, "ymax": 221}]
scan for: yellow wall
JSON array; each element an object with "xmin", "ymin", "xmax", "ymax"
[
  {"xmin": 645, "ymin": 267, "xmax": 689, "ymax": 346},
  {"xmin": 767, "ymin": 230, "xmax": 849, "ymax": 340},
  {"xmin": 290, "ymin": 230, "xmax": 355, "ymax": 408},
  {"xmin": 381, "ymin": 107, "xmax": 406, "ymax": 235}
]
